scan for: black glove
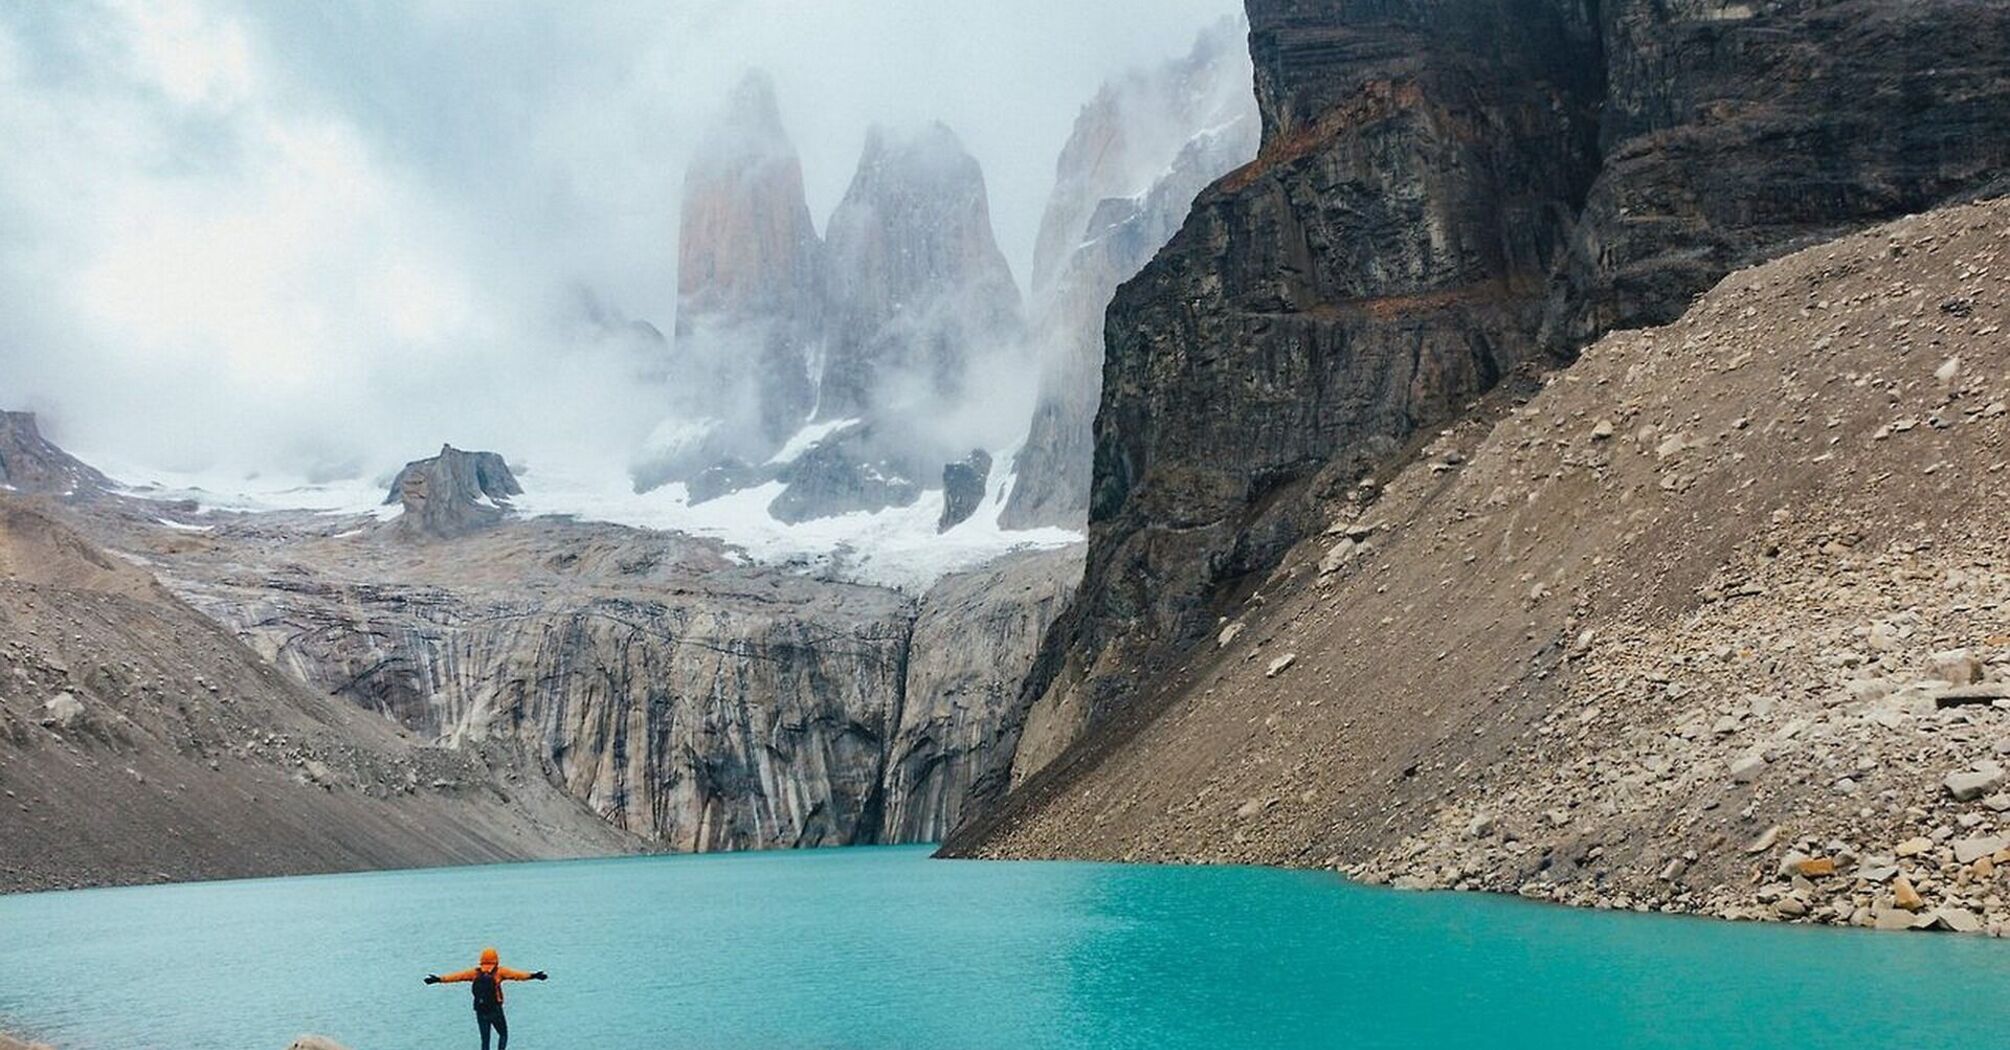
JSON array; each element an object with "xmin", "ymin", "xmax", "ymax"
[
  {"xmin": 531, "ymin": 971, "xmax": 549, "ymax": 981},
  {"xmin": 424, "ymin": 975, "xmax": 441, "ymax": 984}
]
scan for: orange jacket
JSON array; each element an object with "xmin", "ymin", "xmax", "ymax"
[{"xmin": 438, "ymin": 964, "xmax": 535, "ymax": 1005}]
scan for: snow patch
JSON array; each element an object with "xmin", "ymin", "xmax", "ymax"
[
  {"xmin": 767, "ymin": 417, "xmax": 860, "ymax": 465},
  {"xmin": 93, "ymin": 450, "xmax": 1077, "ymax": 592}
]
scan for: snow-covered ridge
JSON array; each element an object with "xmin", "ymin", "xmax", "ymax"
[{"xmin": 93, "ymin": 450, "xmax": 1076, "ymax": 593}]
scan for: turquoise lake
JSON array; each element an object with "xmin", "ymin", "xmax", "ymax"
[{"xmin": 3, "ymin": 845, "xmax": 2007, "ymax": 1049}]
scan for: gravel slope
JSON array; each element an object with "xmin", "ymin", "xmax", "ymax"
[{"xmin": 952, "ymin": 199, "xmax": 2010, "ymax": 934}]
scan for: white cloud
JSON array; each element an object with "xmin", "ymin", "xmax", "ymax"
[{"xmin": 0, "ymin": 0, "xmax": 1245, "ymax": 483}]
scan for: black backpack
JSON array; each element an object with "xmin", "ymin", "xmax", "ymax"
[{"xmin": 471, "ymin": 969, "xmax": 502, "ymax": 1010}]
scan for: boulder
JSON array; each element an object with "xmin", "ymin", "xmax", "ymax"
[
  {"xmin": 937, "ymin": 450, "xmax": 993, "ymax": 532},
  {"xmin": 1319, "ymin": 538, "xmax": 1360, "ymax": 575},
  {"xmin": 1952, "ymin": 836, "xmax": 2006, "ymax": 865},
  {"xmin": 1945, "ymin": 762, "xmax": 2007, "ymax": 802},
  {"xmin": 1925, "ymin": 649, "xmax": 1983, "ymax": 686},
  {"xmin": 40, "ymin": 691, "xmax": 84, "ymax": 729},
  {"xmin": 1893, "ymin": 875, "xmax": 1924, "ymax": 912},
  {"xmin": 1925, "ymin": 908, "xmax": 1984, "ymax": 934}
]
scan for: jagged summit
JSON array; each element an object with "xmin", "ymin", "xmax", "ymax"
[
  {"xmin": 384, "ymin": 444, "xmax": 523, "ymax": 539},
  {"xmin": 0, "ymin": 410, "xmax": 113, "ymax": 499},
  {"xmin": 818, "ymin": 120, "xmax": 1023, "ymax": 421},
  {"xmin": 692, "ymin": 69, "xmax": 796, "ymax": 166},
  {"xmin": 642, "ymin": 69, "xmax": 824, "ymax": 491}
]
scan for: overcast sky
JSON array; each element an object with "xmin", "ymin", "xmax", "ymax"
[{"xmin": 0, "ymin": 0, "xmax": 1243, "ymax": 480}]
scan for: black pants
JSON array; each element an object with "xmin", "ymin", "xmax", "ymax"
[{"xmin": 476, "ymin": 1006, "xmax": 509, "ymax": 1050}]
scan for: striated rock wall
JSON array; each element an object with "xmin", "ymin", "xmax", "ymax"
[
  {"xmin": 154, "ymin": 510, "xmax": 1081, "ymax": 850},
  {"xmin": 1017, "ymin": 0, "xmax": 2010, "ymax": 773},
  {"xmin": 176, "ymin": 522, "xmax": 912, "ymax": 850},
  {"xmin": 882, "ymin": 545, "xmax": 1082, "ymax": 841},
  {"xmin": 0, "ymin": 500, "xmax": 634, "ymax": 894}
]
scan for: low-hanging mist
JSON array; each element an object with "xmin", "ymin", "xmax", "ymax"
[{"xmin": 0, "ymin": 0, "xmax": 1242, "ymax": 493}]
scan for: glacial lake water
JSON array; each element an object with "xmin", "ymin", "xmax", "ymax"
[{"xmin": 3, "ymin": 846, "xmax": 2008, "ymax": 1050}]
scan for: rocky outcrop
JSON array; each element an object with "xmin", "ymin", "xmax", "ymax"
[
  {"xmin": 649, "ymin": 83, "xmax": 1031, "ymax": 525},
  {"xmin": 748, "ymin": 123, "xmax": 1026, "ymax": 523},
  {"xmin": 383, "ymin": 445, "xmax": 522, "ymax": 539},
  {"xmin": 952, "ymin": 199, "xmax": 2010, "ymax": 934},
  {"xmin": 881, "ymin": 545, "xmax": 1082, "ymax": 841},
  {"xmin": 937, "ymin": 450, "xmax": 992, "ymax": 532},
  {"xmin": 0, "ymin": 412, "xmax": 112, "ymax": 499},
  {"xmin": 665, "ymin": 71, "xmax": 824, "ymax": 467},
  {"xmin": 1014, "ymin": 0, "xmax": 2010, "ymax": 775},
  {"xmin": 1003, "ymin": 21, "xmax": 1260, "ymax": 529},
  {"xmin": 765, "ymin": 422, "xmax": 923, "ymax": 524},
  {"xmin": 0, "ymin": 500, "xmax": 632, "ymax": 893}
]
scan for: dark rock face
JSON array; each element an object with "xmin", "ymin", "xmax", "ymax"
[
  {"xmin": 816, "ymin": 123, "xmax": 1024, "ymax": 422},
  {"xmin": 1544, "ymin": 0, "xmax": 2010, "ymax": 345},
  {"xmin": 1003, "ymin": 21, "xmax": 1260, "ymax": 529},
  {"xmin": 384, "ymin": 445, "xmax": 523, "ymax": 539},
  {"xmin": 1031, "ymin": 0, "xmax": 2010, "ymax": 761},
  {"xmin": 765, "ymin": 422, "xmax": 924, "ymax": 524},
  {"xmin": 0, "ymin": 412, "xmax": 112, "ymax": 498},
  {"xmin": 937, "ymin": 449, "xmax": 993, "ymax": 532}
]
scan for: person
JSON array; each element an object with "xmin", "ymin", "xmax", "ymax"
[{"xmin": 424, "ymin": 947, "xmax": 549, "ymax": 1050}]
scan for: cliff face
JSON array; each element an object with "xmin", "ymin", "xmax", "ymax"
[
  {"xmin": 881, "ymin": 544, "xmax": 1081, "ymax": 841},
  {"xmin": 0, "ymin": 500, "xmax": 633, "ymax": 893},
  {"xmin": 173, "ymin": 520, "xmax": 914, "ymax": 850},
  {"xmin": 817, "ymin": 123, "xmax": 1024, "ymax": 422},
  {"xmin": 145, "ymin": 500, "xmax": 1082, "ymax": 850},
  {"xmin": 645, "ymin": 71, "xmax": 824, "ymax": 487},
  {"xmin": 1547, "ymin": 0, "xmax": 2010, "ymax": 345},
  {"xmin": 1020, "ymin": 0, "xmax": 1605, "ymax": 764},
  {"xmin": 1002, "ymin": 21, "xmax": 1261, "ymax": 529},
  {"xmin": 1015, "ymin": 0, "xmax": 2010, "ymax": 774}
]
